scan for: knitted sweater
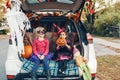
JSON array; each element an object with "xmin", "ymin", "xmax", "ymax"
[{"xmin": 32, "ymin": 38, "xmax": 49, "ymax": 56}]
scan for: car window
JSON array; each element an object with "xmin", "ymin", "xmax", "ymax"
[
  {"xmin": 37, "ymin": 19, "xmax": 76, "ymax": 33},
  {"xmin": 27, "ymin": 0, "xmax": 74, "ymax": 4},
  {"xmin": 30, "ymin": 17, "xmax": 79, "ymax": 42}
]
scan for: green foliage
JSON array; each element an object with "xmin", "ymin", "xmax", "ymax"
[
  {"xmin": 0, "ymin": 29, "xmax": 10, "ymax": 35},
  {"xmin": 0, "ymin": 30, "xmax": 7, "ymax": 34},
  {"xmin": 0, "ymin": 22, "xmax": 1, "ymax": 27},
  {"xmin": 93, "ymin": 2, "xmax": 120, "ymax": 37}
]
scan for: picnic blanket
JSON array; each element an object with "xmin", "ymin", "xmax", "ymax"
[{"xmin": 21, "ymin": 59, "xmax": 79, "ymax": 76}]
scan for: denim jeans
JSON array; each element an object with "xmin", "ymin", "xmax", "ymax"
[{"xmin": 29, "ymin": 55, "xmax": 50, "ymax": 73}]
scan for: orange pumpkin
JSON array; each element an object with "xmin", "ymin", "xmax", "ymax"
[
  {"xmin": 56, "ymin": 37, "xmax": 66, "ymax": 46},
  {"xmin": 21, "ymin": 45, "xmax": 32, "ymax": 59}
]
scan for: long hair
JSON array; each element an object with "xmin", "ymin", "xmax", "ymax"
[{"xmin": 33, "ymin": 26, "xmax": 46, "ymax": 39}]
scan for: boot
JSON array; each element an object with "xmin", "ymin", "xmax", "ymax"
[
  {"xmin": 46, "ymin": 70, "xmax": 51, "ymax": 80},
  {"xmin": 30, "ymin": 72, "xmax": 37, "ymax": 80}
]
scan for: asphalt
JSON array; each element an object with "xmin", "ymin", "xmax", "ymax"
[
  {"xmin": 94, "ymin": 37, "xmax": 120, "ymax": 49},
  {"xmin": 93, "ymin": 37, "xmax": 120, "ymax": 56}
]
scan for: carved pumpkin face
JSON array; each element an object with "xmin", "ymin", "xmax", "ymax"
[
  {"xmin": 21, "ymin": 45, "xmax": 32, "ymax": 59},
  {"xmin": 56, "ymin": 37, "xmax": 66, "ymax": 46}
]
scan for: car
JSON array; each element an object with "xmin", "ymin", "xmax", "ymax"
[{"xmin": 5, "ymin": 0, "xmax": 97, "ymax": 80}]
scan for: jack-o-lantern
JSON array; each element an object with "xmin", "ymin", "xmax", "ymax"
[
  {"xmin": 21, "ymin": 45, "xmax": 32, "ymax": 59},
  {"xmin": 56, "ymin": 37, "xmax": 66, "ymax": 46}
]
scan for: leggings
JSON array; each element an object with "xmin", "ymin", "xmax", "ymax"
[{"xmin": 58, "ymin": 60, "xmax": 68, "ymax": 71}]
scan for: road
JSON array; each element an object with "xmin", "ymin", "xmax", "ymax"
[
  {"xmin": 0, "ymin": 37, "xmax": 120, "ymax": 80},
  {"xmin": 0, "ymin": 39, "xmax": 9, "ymax": 80},
  {"xmin": 94, "ymin": 37, "xmax": 120, "ymax": 56}
]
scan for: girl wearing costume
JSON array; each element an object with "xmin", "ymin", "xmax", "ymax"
[
  {"xmin": 29, "ymin": 27, "xmax": 51, "ymax": 80},
  {"xmin": 55, "ymin": 31, "xmax": 73, "ymax": 75}
]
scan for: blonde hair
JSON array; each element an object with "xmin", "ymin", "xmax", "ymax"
[{"xmin": 36, "ymin": 27, "xmax": 45, "ymax": 32}]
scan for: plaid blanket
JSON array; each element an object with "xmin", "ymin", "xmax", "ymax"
[{"xmin": 21, "ymin": 59, "xmax": 79, "ymax": 76}]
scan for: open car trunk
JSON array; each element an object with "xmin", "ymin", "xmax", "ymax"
[
  {"xmin": 16, "ymin": 16, "xmax": 83, "ymax": 80},
  {"xmin": 19, "ymin": 0, "xmax": 85, "ymax": 79},
  {"xmin": 5, "ymin": 0, "xmax": 97, "ymax": 80}
]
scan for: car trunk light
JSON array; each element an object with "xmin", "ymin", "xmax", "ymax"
[
  {"xmin": 86, "ymin": 33, "xmax": 93, "ymax": 43},
  {"xmin": 87, "ymin": 33, "xmax": 93, "ymax": 40},
  {"xmin": 7, "ymin": 75, "xmax": 15, "ymax": 79},
  {"xmin": 9, "ymin": 35, "xmax": 12, "ymax": 44},
  {"xmin": 91, "ymin": 73, "xmax": 96, "ymax": 77}
]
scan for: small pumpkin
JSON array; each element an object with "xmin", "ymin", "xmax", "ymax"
[
  {"xmin": 56, "ymin": 37, "xmax": 66, "ymax": 46},
  {"xmin": 21, "ymin": 45, "xmax": 32, "ymax": 59}
]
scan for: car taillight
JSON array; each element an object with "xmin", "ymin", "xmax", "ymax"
[
  {"xmin": 86, "ymin": 33, "xmax": 93, "ymax": 43},
  {"xmin": 7, "ymin": 75, "xmax": 15, "ymax": 79},
  {"xmin": 9, "ymin": 35, "xmax": 12, "ymax": 44},
  {"xmin": 87, "ymin": 33, "xmax": 93, "ymax": 40},
  {"xmin": 91, "ymin": 73, "xmax": 96, "ymax": 77}
]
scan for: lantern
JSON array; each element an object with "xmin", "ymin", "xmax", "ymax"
[{"xmin": 56, "ymin": 37, "xmax": 66, "ymax": 46}]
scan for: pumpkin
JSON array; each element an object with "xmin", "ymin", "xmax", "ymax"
[
  {"xmin": 56, "ymin": 37, "xmax": 66, "ymax": 46},
  {"xmin": 21, "ymin": 45, "xmax": 32, "ymax": 59}
]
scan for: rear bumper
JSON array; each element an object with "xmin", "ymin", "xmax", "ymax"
[
  {"xmin": 7, "ymin": 73, "xmax": 97, "ymax": 80},
  {"xmin": 13, "ymin": 73, "xmax": 80, "ymax": 80}
]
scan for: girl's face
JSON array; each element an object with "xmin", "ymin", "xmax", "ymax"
[
  {"xmin": 37, "ymin": 29, "xmax": 45, "ymax": 38},
  {"xmin": 60, "ymin": 32, "xmax": 66, "ymax": 38}
]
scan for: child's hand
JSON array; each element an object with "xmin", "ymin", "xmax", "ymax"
[
  {"xmin": 65, "ymin": 44, "xmax": 71, "ymax": 50},
  {"xmin": 83, "ymin": 57, "xmax": 87, "ymax": 63},
  {"xmin": 56, "ymin": 45, "xmax": 60, "ymax": 50},
  {"xmin": 40, "ymin": 55, "xmax": 45, "ymax": 60},
  {"xmin": 37, "ymin": 54, "xmax": 41, "ymax": 60},
  {"xmin": 64, "ymin": 39, "xmax": 67, "ymax": 45},
  {"xmin": 37, "ymin": 54, "xmax": 44, "ymax": 60}
]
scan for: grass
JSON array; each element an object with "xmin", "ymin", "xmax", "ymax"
[{"xmin": 96, "ymin": 55, "xmax": 120, "ymax": 80}]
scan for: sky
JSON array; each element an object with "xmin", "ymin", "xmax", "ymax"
[{"xmin": 117, "ymin": 0, "xmax": 120, "ymax": 2}]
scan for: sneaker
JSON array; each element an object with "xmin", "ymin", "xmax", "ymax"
[
  {"xmin": 59, "ymin": 69, "xmax": 61, "ymax": 72},
  {"xmin": 61, "ymin": 71, "xmax": 66, "ymax": 76},
  {"xmin": 58, "ymin": 69, "xmax": 62, "ymax": 76}
]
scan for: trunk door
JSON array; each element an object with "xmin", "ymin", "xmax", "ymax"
[{"xmin": 21, "ymin": 0, "xmax": 85, "ymax": 13}]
